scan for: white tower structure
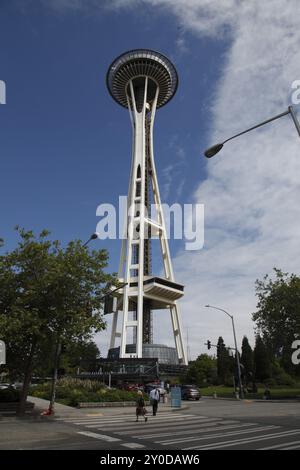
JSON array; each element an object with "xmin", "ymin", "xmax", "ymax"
[{"xmin": 106, "ymin": 49, "xmax": 187, "ymax": 365}]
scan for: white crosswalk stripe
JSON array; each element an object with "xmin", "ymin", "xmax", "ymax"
[
  {"xmin": 280, "ymin": 443, "xmax": 300, "ymax": 450},
  {"xmin": 77, "ymin": 431, "xmax": 121, "ymax": 442},
  {"xmin": 85, "ymin": 417, "xmax": 222, "ymax": 431},
  {"xmin": 138, "ymin": 422, "xmax": 261, "ymax": 440},
  {"xmin": 117, "ymin": 419, "xmax": 237, "ymax": 436},
  {"xmin": 61, "ymin": 414, "xmax": 205, "ymax": 430},
  {"xmin": 58, "ymin": 412, "xmax": 195, "ymax": 426},
  {"xmin": 260, "ymin": 439, "xmax": 300, "ymax": 450},
  {"xmin": 58, "ymin": 412, "xmax": 300, "ymax": 450},
  {"xmin": 159, "ymin": 425, "xmax": 278, "ymax": 445},
  {"xmin": 121, "ymin": 443, "xmax": 146, "ymax": 449},
  {"xmin": 184, "ymin": 429, "xmax": 300, "ymax": 450}
]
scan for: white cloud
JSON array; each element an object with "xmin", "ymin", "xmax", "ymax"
[
  {"xmin": 161, "ymin": 143, "xmax": 186, "ymax": 199},
  {"xmin": 102, "ymin": 0, "xmax": 300, "ymax": 359},
  {"xmin": 167, "ymin": 0, "xmax": 300, "ymax": 358},
  {"xmin": 33, "ymin": 0, "xmax": 300, "ymax": 359},
  {"xmin": 37, "ymin": 0, "xmax": 145, "ymax": 14}
]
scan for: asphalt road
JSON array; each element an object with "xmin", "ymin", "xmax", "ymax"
[{"xmin": 0, "ymin": 398, "xmax": 300, "ymax": 450}]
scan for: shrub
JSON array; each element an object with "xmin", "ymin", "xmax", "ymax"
[
  {"xmin": 224, "ymin": 376, "xmax": 234, "ymax": 387},
  {"xmin": 30, "ymin": 390, "xmax": 49, "ymax": 400},
  {"xmin": 271, "ymin": 363, "xmax": 295, "ymax": 386},
  {"xmin": 264, "ymin": 378, "xmax": 276, "ymax": 387},
  {"xmin": 30, "ymin": 378, "xmax": 143, "ymax": 407}
]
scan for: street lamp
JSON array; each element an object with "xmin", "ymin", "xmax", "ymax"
[
  {"xmin": 204, "ymin": 304, "xmax": 244, "ymax": 399},
  {"xmin": 83, "ymin": 232, "xmax": 98, "ymax": 247},
  {"xmin": 100, "ymin": 281, "xmax": 128, "ymax": 302},
  {"xmin": 204, "ymin": 105, "xmax": 300, "ymax": 158}
]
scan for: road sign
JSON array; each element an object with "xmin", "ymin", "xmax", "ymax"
[{"xmin": 171, "ymin": 386, "xmax": 181, "ymax": 408}]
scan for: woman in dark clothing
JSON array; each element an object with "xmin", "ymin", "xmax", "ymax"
[{"xmin": 136, "ymin": 390, "xmax": 148, "ymax": 422}]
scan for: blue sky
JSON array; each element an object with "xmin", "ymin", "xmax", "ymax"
[
  {"xmin": 0, "ymin": 1, "xmax": 225, "ymax": 262},
  {"xmin": 1, "ymin": 1, "xmax": 300, "ymax": 358}
]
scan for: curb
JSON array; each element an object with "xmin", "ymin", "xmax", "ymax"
[
  {"xmin": 202, "ymin": 396, "xmax": 300, "ymax": 403},
  {"xmin": 28, "ymin": 396, "xmax": 189, "ymax": 419},
  {"xmin": 49, "ymin": 404, "xmax": 190, "ymax": 419}
]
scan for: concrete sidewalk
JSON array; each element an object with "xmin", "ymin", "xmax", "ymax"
[{"xmin": 28, "ymin": 396, "xmax": 188, "ymax": 419}]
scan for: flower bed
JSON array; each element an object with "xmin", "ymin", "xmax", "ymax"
[{"xmin": 30, "ymin": 377, "xmax": 145, "ymax": 407}]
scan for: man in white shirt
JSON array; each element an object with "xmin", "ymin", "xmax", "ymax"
[{"xmin": 149, "ymin": 387, "xmax": 160, "ymax": 416}]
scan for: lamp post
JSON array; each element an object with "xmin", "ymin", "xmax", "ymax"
[
  {"xmin": 204, "ymin": 105, "xmax": 300, "ymax": 158},
  {"xmin": 203, "ymin": 108, "xmax": 300, "ymax": 398},
  {"xmin": 83, "ymin": 232, "xmax": 98, "ymax": 247},
  {"xmin": 205, "ymin": 304, "xmax": 244, "ymax": 399},
  {"xmin": 100, "ymin": 282, "xmax": 128, "ymax": 301}
]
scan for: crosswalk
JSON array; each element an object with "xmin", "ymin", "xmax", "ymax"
[{"xmin": 57, "ymin": 412, "xmax": 300, "ymax": 450}]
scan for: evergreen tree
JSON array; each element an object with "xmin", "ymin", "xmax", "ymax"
[
  {"xmin": 217, "ymin": 337, "xmax": 232, "ymax": 385},
  {"xmin": 241, "ymin": 336, "xmax": 254, "ymax": 384},
  {"xmin": 254, "ymin": 335, "xmax": 271, "ymax": 382}
]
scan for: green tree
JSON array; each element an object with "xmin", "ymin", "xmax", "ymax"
[
  {"xmin": 184, "ymin": 354, "xmax": 217, "ymax": 387},
  {"xmin": 217, "ymin": 337, "xmax": 232, "ymax": 385},
  {"xmin": 252, "ymin": 268, "xmax": 300, "ymax": 377},
  {"xmin": 61, "ymin": 340, "xmax": 101, "ymax": 374},
  {"xmin": 241, "ymin": 336, "xmax": 254, "ymax": 384},
  {"xmin": 32, "ymin": 339, "xmax": 101, "ymax": 378},
  {"xmin": 0, "ymin": 228, "xmax": 115, "ymax": 414},
  {"xmin": 254, "ymin": 335, "xmax": 271, "ymax": 382}
]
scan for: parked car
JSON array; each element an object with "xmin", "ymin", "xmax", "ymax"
[
  {"xmin": 0, "ymin": 383, "xmax": 17, "ymax": 390},
  {"xmin": 181, "ymin": 384, "xmax": 201, "ymax": 400},
  {"xmin": 0, "ymin": 383, "xmax": 10, "ymax": 390},
  {"xmin": 145, "ymin": 383, "xmax": 167, "ymax": 399},
  {"xmin": 118, "ymin": 383, "xmax": 144, "ymax": 392}
]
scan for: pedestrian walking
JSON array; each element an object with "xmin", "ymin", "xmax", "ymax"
[
  {"xmin": 150, "ymin": 387, "xmax": 160, "ymax": 416},
  {"xmin": 135, "ymin": 390, "xmax": 148, "ymax": 422}
]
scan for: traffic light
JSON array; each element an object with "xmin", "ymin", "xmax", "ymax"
[{"xmin": 207, "ymin": 340, "xmax": 211, "ymax": 350}]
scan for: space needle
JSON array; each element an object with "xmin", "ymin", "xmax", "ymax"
[{"xmin": 106, "ymin": 49, "xmax": 187, "ymax": 365}]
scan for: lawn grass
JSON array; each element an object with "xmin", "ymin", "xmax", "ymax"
[{"xmin": 200, "ymin": 385, "xmax": 300, "ymax": 399}]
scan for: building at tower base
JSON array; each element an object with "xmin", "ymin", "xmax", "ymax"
[{"xmin": 108, "ymin": 344, "xmax": 179, "ymax": 365}]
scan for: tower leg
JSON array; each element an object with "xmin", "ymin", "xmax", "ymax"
[
  {"xmin": 170, "ymin": 304, "xmax": 188, "ymax": 365},
  {"xmin": 109, "ymin": 309, "xmax": 118, "ymax": 350},
  {"xmin": 109, "ymin": 214, "xmax": 127, "ymax": 350},
  {"xmin": 147, "ymin": 88, "xmax": 188, "ymax": 366}
]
